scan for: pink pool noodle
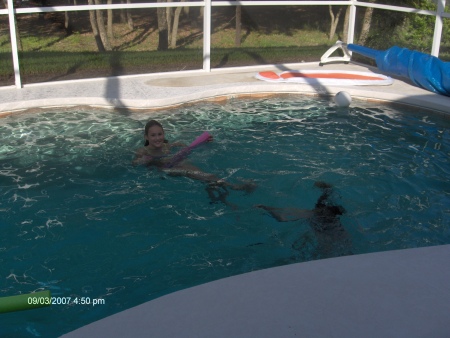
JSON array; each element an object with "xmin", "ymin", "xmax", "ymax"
[{"xmin": 164, "ymin": 131, "xmax": 211, "ymax": 168}]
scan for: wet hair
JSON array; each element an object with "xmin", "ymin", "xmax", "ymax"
[{"xmin": 143, "ymin": 120, "xmax": 168, "ymax": 146}]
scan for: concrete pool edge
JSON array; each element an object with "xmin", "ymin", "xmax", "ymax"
[
  {"xmin": 62, "ymin": 244, "xmax": 450, "ymax": 338},
  {"xmin": 0, "ymin": 62, "xmax": 449, "ymax": 116}
]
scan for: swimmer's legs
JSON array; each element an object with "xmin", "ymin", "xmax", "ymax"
[
  {"xmin": 255, "ymin": 205, "xmax": 314, "ymax": 222},
  {"xmin": 205, "ymin": 183, "xmax": 239, "ymax": 210},
  {"xmin": 164, "ymin": 164, "xmax": 257, "ymax": 193},
  {"xmin": 226, "ymin": 180, "xmax": 257, "ymax": 194},
  {"xmin": 164, "ymin": 164, "xmax": 220, "ymax": 183}
]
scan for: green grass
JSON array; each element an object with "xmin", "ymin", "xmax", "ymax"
[
  {"xmin": 19, "ymin": 50, "xmax": 202, "ymax": 74},
  {"xmin": 0, "ymin": 45, "xmax": 329, "ymax": 82},
  {"xmin": 0, "ymin": 21, "xmax": 335, "ymax": 85}
]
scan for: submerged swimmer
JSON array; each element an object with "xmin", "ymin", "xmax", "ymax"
[
  {"xmin": 133, "ymin": 120, "xmax": 256, "ymax": 201},
  {"xmin": 255, "ymin": 181, "xmax": 352, "ymax": 259}
]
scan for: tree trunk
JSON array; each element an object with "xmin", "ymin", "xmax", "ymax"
[
  {"xmin": 342, "ymin": 6, "xmax": 350, "ymax": 43},
  {"xmin": 170, "ymin": 0, "xmax": 184, "ymax": 49},
  {"xmin": 157, "ymin": 0, "xmax": 169, "ymax": 50},
  {"xmin": 107, "ymin": 0, "xmax": 114, "ymax": 42},
  {"xmin": 64, "ymin": 12, "xmax": 73, "ymax": 35},
  {"xmin": 328, "ymin": 5, "xmax": 343, "ymax": 41},
  {"xmin": 235, "ymin": 5, "xmax": 241, "ymax": 47},
  {"xmin": 94, "ymin": 0, "xmax": 112, "ymax": 50},
  {"xmin": 119, "ymin": 0, "xmax": 133, "ymax": 29},
  {"xmin": 88, "ymin": 0, "xmax": 106, "ymax": 51},
  {"xmin": 126, "ymin": 0, "xmax": 134, "ymax": 29},
  {"xmin": 166, "ymin": 0, "xmax": 173, "ymax": 47},
  {"xmin": 64, "ymin": 0, "xmax": 73, "ymax": 35},
  {"xmin": 120, "ymin": 1, "xmax": 126, "ymax": 24},
  {"xmin": 358, "ymin": 5, "xmax": 374, "ymax": 45},
  {"xmin": 183, "ymin": 6, "xmax": 189, "ymax": 17}
]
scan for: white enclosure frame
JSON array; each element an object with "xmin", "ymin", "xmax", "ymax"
[{"xmin": 1, "ymin": 0, "xmax": 449, "ymax": 88}]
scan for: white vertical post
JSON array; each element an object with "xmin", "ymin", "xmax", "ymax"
[
  {"xmin": 7, "ymin": 0, "xmax": 22, "ymax": 88},
  {"xmin": 347, "ymin": 0, "xmax": 357, "ymax": 44},
  {"xmin": 203, "ymin": 0, "xmax": 211, "ymax": 71},
  {"xmin": 431, "ymin": 0, "xmax": 445, "ymax": 57}
]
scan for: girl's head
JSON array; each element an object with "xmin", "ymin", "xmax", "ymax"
[{"xmin": 144, "ymin": 120, "xmax": 167, "ymax": 147}]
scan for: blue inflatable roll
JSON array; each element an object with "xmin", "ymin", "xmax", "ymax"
[{"xmin": 347, "ymin": 44, "xmax": 450, "ymax": 96}]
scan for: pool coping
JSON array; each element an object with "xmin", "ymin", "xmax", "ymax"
[
  {"xmin": 61, "ymin": 244, "xmax": 450, "ymax": 338},
  {"xmin": 1, "ymin": 62, "xmax": 450, "ymax": 116},
  {"xmin": 1, "ymin": 62, "xmax": 450, "ymax": 337}
]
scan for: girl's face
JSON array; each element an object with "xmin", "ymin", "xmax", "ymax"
[{"xmin": 145, "ymin": 125, "xmax": 165, "ymax": 149}]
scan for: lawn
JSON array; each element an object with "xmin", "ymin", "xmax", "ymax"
[{"xmin": 0, "ymin": 5, "xmax": 337, "ymax": 85}]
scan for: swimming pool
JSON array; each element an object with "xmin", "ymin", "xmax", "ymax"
[{"xmin": 1, "ymin": 96, "xmax": 449, "ymax": 337}]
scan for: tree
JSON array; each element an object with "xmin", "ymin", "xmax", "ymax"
[
  {"xmin": 107, "ymin": 0, "xmax": 114, "ymax": 42},
  {"xmin": 363, "ymin": 0, "xmax": 438, "ymax": 51},
  {"xmin": 88, "ymin": 0, "xmax": 105, "ymax": 51},
  {"xmin": 328, "ymin": 5, "xmax": 343, "ymax": 41},
  {"xmin": 358, "ymin": 0, "xmax": 375, "ymax": 45},
  {"xmin": 120, "ymin": 0, "xmax": 134, "ymax": 30},
  {"xmin": 170, "ymin": 0, "xmax": 185, "ymax": 49},
  {"xmin": 166, "ymin": 0, "xmax": 173, "ymax": 46},
  {"xmin": 88, "ymin": 0, "xmax": 112, "ymax": 51},
  {"xmin": 235, "ymin": 5, "xmax": 242, "ymax": 47},
  {"xmin": 64, "ymin": 0, "xmax": 74, "ymax": 35},
  {"xmin": 342, "ymin": 6, "xmax": 350, "ymax": 43},
  {"xmin": 94, "ymin": 0, "xmax": 112, "ymax": 50},
  {"xmin": 157, "ymin": 0, "xmax": 169, "ymax": 50}
]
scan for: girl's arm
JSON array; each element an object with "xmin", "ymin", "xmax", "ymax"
[{"xmin": 169, "ymin": 141, "xmax": 188, "ymax": 148}]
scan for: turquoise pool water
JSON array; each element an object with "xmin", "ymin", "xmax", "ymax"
[{"xmin": 1, "ymin": 97, "xmax": 449, "ymax": 337}]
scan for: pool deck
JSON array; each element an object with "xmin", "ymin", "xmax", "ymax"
[
  {"xmin": 1, "ymin": 62, "xmax": 450, "ymax": 337},
  {"xmin": 0, "ymin": 62, "xmax": 450, "ymax": 115},
  {"xmin": 61, "ymin": 245, "xmax": 450, "ymax": 338}
]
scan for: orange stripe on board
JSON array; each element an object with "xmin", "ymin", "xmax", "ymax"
[
  {"xmin": 280, "ymin": 72, "xmax": 384, "ymax": 80},
  {"xmin": 258, "ymin": 71, "xmax": 280, "ymax": 80}
]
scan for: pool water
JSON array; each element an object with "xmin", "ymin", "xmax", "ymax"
[{"xmin": 1, "ymin": 97, "xmax": 449, "ymax": 337}]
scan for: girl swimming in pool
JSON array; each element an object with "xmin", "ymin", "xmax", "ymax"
[
  {"xmin": 133, "ymin": 120, "xmax": 256, "ymax": 196},
  {"xmin": 133, "ymin": 119, "xmax": 196, "ymax": 166},
  {"xmin": 133, "ymin": 119, "xmax": 216, "ymax": 180}
]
